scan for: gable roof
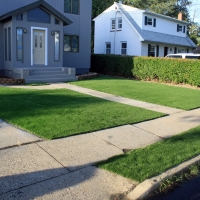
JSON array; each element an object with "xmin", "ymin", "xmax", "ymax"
[
  {"xmin": 94, "ymin": 2, "xmax": 196, "ymax": 48},
  {"xmin": 0, "ymin": 0, "xmax": 72, "ymax": 26},
  {"xmin": 119, "ymin": 6, "xmax": 196, "ymax": 48}
]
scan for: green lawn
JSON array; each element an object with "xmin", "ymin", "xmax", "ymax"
[
  {"xmin": 0, "ymin": 87, "xmax": 164, "ymax": 139},
  {"xmin": 97, "ymin": 126, "xmax": 200, "ymax": 182},
  {"xmin": 71, "ymin": 76, "xmax": 200, "ymax": 110}
]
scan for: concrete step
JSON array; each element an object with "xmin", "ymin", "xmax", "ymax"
[
  {"xmin": 28, "ymin": 74, "xmax": 72, "ymax": 79},
  {"xmin": 30, "ymin": 67, "xmax": 64, "ymax": 73},
  {"xmin": 25, "ymin": 76, "xmax": 78, "ymax": 84},
  {"xmin": 30, "ymin": 71, "xmax": 67, "ymax": 76}
]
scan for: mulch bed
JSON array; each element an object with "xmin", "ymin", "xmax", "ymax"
[
  {"xmin": 0, "ymin": 76, "xmax": 25, "ymax": 85},
  {"xmin": 76, "ymin": 72, "xmax": 98, "ymax": 80}
]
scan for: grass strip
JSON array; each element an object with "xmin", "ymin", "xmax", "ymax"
[
  {"xmin": 71, "ymin": 76, "xmax": 200, "ymax": 110},
  {"xmin": 96, "ymin": 126, "xmax": 200, "ymax": 182},
  {"xmin": 0, "ymin": 87, "xmax": 163, "ymax": 139}
]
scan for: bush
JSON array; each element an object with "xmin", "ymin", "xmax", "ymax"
[
  {"xmin": 133, "ymin": 57, "xmax": 200, "ymax": 86},
  {"xmin": 91, "ymin": 54, "xmax": 200, "ymax": 87},
  {"xmin": 91, "ymin": 54, "xmax": 134, "ymax": 77}
]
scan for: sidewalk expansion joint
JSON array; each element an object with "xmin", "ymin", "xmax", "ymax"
[
  {"xmin": 0, "ymin": 140, "xmax": 43, "ymax": 151},
  {"xmin": 132, "ymin": 125, "xmax": 166, "ymax": 140}
]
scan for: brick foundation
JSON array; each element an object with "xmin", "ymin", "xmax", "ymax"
[{"xmin": 0, "ymin": 78, "xmax": 25, "ymax": 85}]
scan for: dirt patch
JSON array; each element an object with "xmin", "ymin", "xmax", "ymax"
[{"xmin": 0, "ymin": 77, "xmax": 25, "ymax": 85}]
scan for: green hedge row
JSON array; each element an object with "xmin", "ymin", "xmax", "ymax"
[
  {"xmin": 91, "ymin": 54, "xmax": 134, "ymax": 77},
  {"xmin": 133, "ymin": 57, "xmax": 200, "ymax": 86},
  {"xmin": 91, "ymin": 54, "xmax": 200, "ymax": 86}
]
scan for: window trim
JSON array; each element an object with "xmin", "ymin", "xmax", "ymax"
[
  {"xmin": 121, "ymin": 42, "xmax": 127, "ymax": 55},
  {"xmin": 54, "ymin": 31, "xmax": 60, "ymax": 61},
  {"xmin": 4, "ymin": 28, "xmax": 7, "ymax": 61},
  {"xmin": 64, "ymin": 0, "xmax": 80, "ymax": 15},
  {"xmin": 64, "ymin": 34, "xmax": 79, "ymax": 53},
  {"xmin": 117, "ymin": 17, "xmax": 122, "ymax": 29},
  {"xmin": 105, "ymin": 42, "xmax": 111, "ymax": 54},
  {"xmin": 111, "ymin": 18, "xmax": 116, "ymax": 30},
  {"xmin": 16, "ymin": 27, "xmax": 24, "ymax": 61},
  {"xmin": 145, "ymin": 16, "xmax": 156, "ymax": 27},
  {"xmin": 16, "ymin": 13, "xmax": 23, "ymax": 21},
  {"xmin": 8, "ymin": 27, "xmax": 11, "ymax": 61}
]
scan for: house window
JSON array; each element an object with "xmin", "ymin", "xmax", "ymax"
[
  {"xmin": 8, "ymin": 27, "xmax": 11, "ymax": 61},
  {"xmin": 121, "ymin": 42, "xmax": 127, "ymax": 55},
  {"xmin": 111, "ymin": 19, "xmax": 115, "ymax": 30},
  {"xmin": 27, "ymin": 8, "xmax": 50, "ymax": 23},
  {"xmin": 145, "ymin": 16, "xmax": 156, "ymax": 27},
  {"xmin": 177, "ymin": 48, "xmax": 185, "ymax": 53},
  {"xmin": 150, "ymin": 45, "xmax": 155, "ymax": 57},
  {"xmin": 64, "ymin": 35, "xmax": 79, "ymax": 52},
  {"xmin": 118, "ymin": 18, "xmax": 122, "ymax": 29},
  {"xmin": 4, "ymin": 28, "xmax": 8, "ymax": 61},
  {"xmin": 54, "ymin": 31, "xmax": 60, "ymax": 61},
  {"xmin": 16, "ymin": 14, "xmax": 23, "ymax": 21},
  {"xmin": 16, "ymin": 28, "xmax": 23, "ymax": 61},
  {"xmin": 105, "ymin": 43, "xmax": 111, "ymax": 54},
  {"xmin": 177, "ymin": 24, "xmax": 186, "ymax": 33},
  {"xmin": 64, "ymin": 0, "xmax": 79, "ymax": 14}
]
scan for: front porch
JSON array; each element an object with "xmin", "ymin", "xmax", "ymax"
[{"xmin": 4, "ymin": 67, "xmax": 77, "ymax": 84}]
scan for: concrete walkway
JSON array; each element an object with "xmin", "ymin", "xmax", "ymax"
[
  {"xmin": 1, "ymin": 83, "xmax": 200, "ymax": 199},
  {"xmin": 6, "ymin": 83, "xmax": 183, "ymax": 115}
]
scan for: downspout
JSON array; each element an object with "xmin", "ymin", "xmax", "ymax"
[{"xmin": 114, "ymin": 10, "xmax": 120, "ymax": 54}]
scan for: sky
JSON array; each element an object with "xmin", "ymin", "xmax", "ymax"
[{"xmin": 189, "ymin": 0, "xmax": 200, "ymax": 22}]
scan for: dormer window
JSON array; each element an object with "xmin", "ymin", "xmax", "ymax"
[
  {"xmin": 177, "ymin": 24, "xmax": 185, "ymax": 33},
  {"xmin": 145, "ymin": 16, "xmax": 156, "ymax": 27}
]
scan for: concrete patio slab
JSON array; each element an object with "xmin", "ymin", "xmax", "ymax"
[
  {"xmin": 38, "ymin": 133, "xmax": 122, "ymax": 171},
  {"xmin": 0, "ymin": 144, "xmax": 69, "ymax": 195},
  {"xmin": 0, "ymin": 166, "xmax": 137, "ymax": 200},
  {"xmin": 92, "ymin": 125, "xmax": 162, "ymax": 150},
  {"xmin": 0, "ymin": 120, "xmax": 42, "ymax": 149},
  {"xmin": 135, "ymin": 108, "xmax": 200, "ymax": 138}
]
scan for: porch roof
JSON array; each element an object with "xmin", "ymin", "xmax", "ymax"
[{"xmin": 0, "ymin": 0, "xmax": 72, "ymax": 26}]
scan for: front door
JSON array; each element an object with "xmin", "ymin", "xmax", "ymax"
[
  {"xmin": 164, "ymin": 47, "xmax": 168, "ymax": 57},
  {"xmin": 33, "ymin": 30, "xmax": 45, "ymax": 65}
]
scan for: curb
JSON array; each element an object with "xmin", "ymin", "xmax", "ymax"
[{"xmin": 126, "ymin": 154, "xmax": 200, "ymax": 200}]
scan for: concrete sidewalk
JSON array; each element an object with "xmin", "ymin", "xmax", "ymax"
[
  {"xmin": 6, "ymin": 83, "xmax": 183, "ymax": 115},
  {"xmin": 1, "ymin": 83, "xmax": 200, "ymax": 199}
]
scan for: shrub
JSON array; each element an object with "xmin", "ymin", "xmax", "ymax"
[
  {"xmin": 91, "ymin": 54, "xmax": 134, "ymax": 77},
  {"xmin": 91, "ymin": 54, "xmax": 200, "ymax": 86}
]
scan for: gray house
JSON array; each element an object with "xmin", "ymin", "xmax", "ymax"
[{"xmin": 0, "ymin": 0, "xmax": 92, "ymax": 83}]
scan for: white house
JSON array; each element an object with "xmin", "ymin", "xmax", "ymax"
[{"xmin": 93, "ymin": 1, "xmax": 196, "ymax": 57}]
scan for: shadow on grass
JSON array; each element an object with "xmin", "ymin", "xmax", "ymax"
[{"xmin": 96, "ymin": 126, "xmax": 200, "ymax": 182}]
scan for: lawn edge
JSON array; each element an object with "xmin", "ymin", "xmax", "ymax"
[{"xmin": 126, "ymin": 153, "xmax": 200, "ymax": 200}]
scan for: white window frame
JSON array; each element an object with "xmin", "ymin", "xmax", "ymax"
[
  {"xmin": 111, "ymin": 19, "xmax": 116, "ymax": 30},
  {"xmin": 121, "ymin": 42, "xmax": 127, "ymax": 55},
  {"xmin": 177, "ymin": 48, "xmax": 185, "ymax": 53},
  {"xmin": 147, "ymin": 17, "xmax": 153, "ymax": 26},
  {"xmin": 117, "ymin": 17, "xmax": 122, "ymax": 29},
  {"xmin": 105, "ymin": 42, "xmax": 111, "ymax": 54},
  {"xmin": 178, "ymin": 25, "xmax": 183, "ymax": 32}
]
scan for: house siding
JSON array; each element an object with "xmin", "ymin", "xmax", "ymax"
[
  {"xmin": 0, "ymin": 0, "xmax": 92, "ymax": 74},
  {"xmin": 0, "ymin": 23, "xmax": 3, "ymax": 73}
]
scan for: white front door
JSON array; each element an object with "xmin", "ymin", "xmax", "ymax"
[{"xmin": 33, "ymin": 29, "xmax": 45, "ymax": 65}]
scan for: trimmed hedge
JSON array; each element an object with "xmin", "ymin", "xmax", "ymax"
[
  {"xmin": 91, "ymin": 54, "xmax": 134, "ymax": 77},
  {"xmin": 133, "ymin": 57, "xmax": 200, "ymax": 86},
  {"xmin": 91, "ymin": 54, "xmax": 200, "ymax": 87}
]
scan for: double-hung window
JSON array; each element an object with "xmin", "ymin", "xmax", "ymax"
[
  {"xmin": 121, "ymin": 42, "xmax": 127, "ymax": 55},
  {"xmin": 64, "ymin": 0, "xmax": 79, "ymax": 14},
  {"xmin": 111, "ymin": 19, "xmax": 115, "ymax": 30},
  {"xmin": 177, "ymin": 24, "xmax": 185, "ymax": 33},
  {"xmin": 105, "ymin": 43, "xmax": 111, "ymax": 54},
  {"xmin": 145, "ymin": 16, "xmax": 156, "ymax": 27},
  {"xmin": 118, "ymin": 18, "xmax": 122, "ymax": 29},
  {"xmin": 64, "ymin": 35, "xmax": 79, "ymax": 52}
]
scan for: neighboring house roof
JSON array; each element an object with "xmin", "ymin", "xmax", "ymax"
[
  {"xmin": 0, "ymin": 0, "xmax": 72, "ymax": 26},
  {"xmin": 94, "ymin": 2, "xmax": 196, "ymax": 48},
  {"xmin": 120, "ymin": 7, "xmax": 196, "ymax": 48}
]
